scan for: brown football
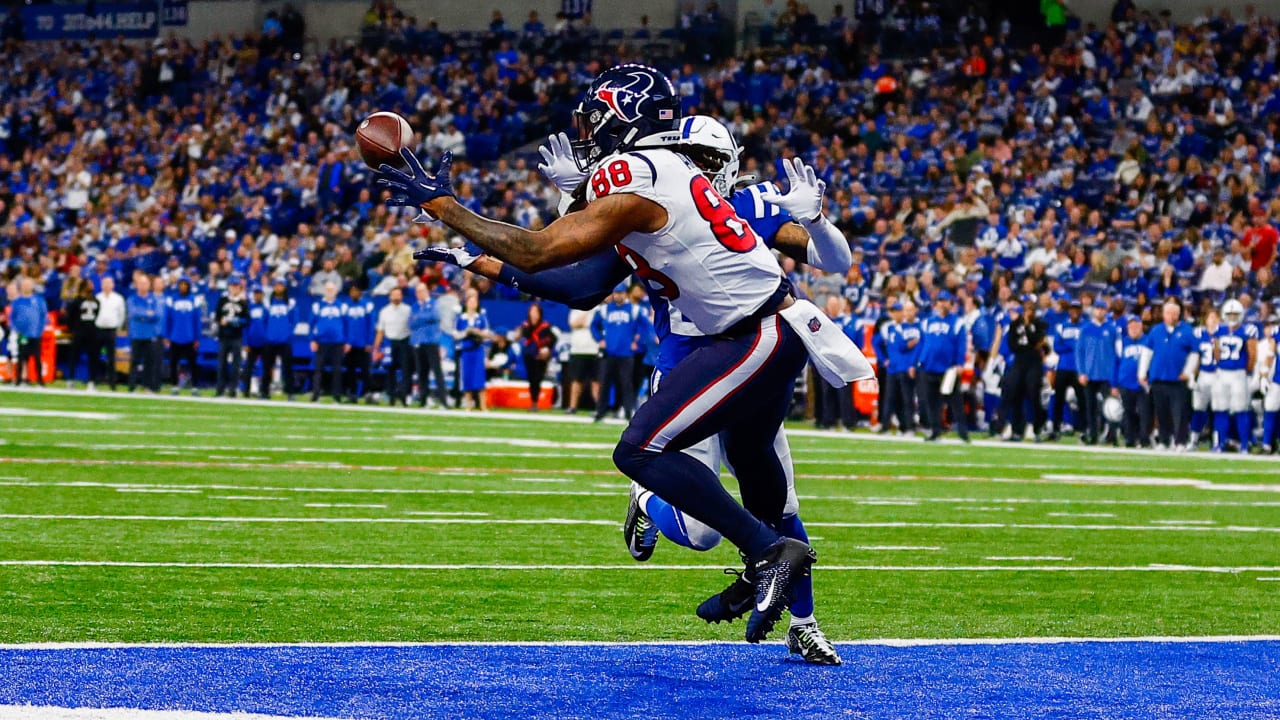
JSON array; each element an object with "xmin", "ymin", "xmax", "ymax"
[{"xmin": 356, "ymin": 112, "xmax": 414, "ymax": 169}]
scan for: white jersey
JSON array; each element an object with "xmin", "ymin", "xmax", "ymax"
[{"xmin": 585, "ymin": 149, "xmax": 783, "ymax": 335}]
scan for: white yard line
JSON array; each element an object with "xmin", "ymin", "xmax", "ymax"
[
  {"xmin": 511, "ymin": 477, "xmax": 572, "ymax": 483},
  {"xmin": 1, "ymin": 560, "xmax": 1279, "ymax": 574},
  {"xmin": 1150, "ymin": 519, "xmax": 1217, "ymax": 525},
  {"xmin": 403, "ymin": 511, "xmax": 490, "ymax": 516},
  {"xmin": 304, "ymin": 504, "xmax": 387, "ymax": 509},
  {"xmin": 2, "ymin": 513, "xmax": 1279, "ymax": 534},
  {"xmin": 206, "ymin": 496, "xmax": 290, "ymax": 502},
  {"xmin": 115, "ymin": 489, "xmax": 202, "ymax": 495},
  {"xmin": 8, "ymin": 480, "xmax": 1280, "ymax": 509},
  {"xmin": 0, "ymin": 407, "xmax": 119, "ymax": 421},
  {"xmin": 986, "ymin": 556, "xmax": 1074, "ymax": 561},
  {"xmin": 1047, "ymin": 512, "xmax": 1117, "ymax": 518},
  {"xmin": 1040, "ymin": 474, "xmax": 1280, "ymax": 494},
  {"xmin": 855, "ymin": 545, "xmax": 942, "ymax": 551}
]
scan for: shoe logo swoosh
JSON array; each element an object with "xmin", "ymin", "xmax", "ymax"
[
  {"xmin": 728, "ymin": 596, "xmax": 751, "ymax": 612},
  {"xmin": 756, "ymin": 575, "xmax": 779, "ymax": 613}
]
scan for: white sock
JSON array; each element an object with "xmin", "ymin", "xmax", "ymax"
[
  {"xmin": 636, "ymin": 488, "xmax": 655, "ymax": 515},
  {"xmin": 790, "ymin": 614, "xmax": 815, "ymax": 627}
]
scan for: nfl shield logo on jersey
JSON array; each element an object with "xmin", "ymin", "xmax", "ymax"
[{"xmin": 808, "ymin": 317, "xmax": 822, "ymax": 333}]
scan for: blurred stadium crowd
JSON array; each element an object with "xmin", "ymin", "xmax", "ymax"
[{"xmin": 1, "ymin": 0, "xmax": 1280, "ymax": 450}]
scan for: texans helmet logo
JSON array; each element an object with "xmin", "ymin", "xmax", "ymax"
[{"xmin": 593, "ymin": 69, "xmax": 657, "ymax": 123}]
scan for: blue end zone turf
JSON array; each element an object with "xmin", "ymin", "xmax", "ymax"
[{"xmin": 1, "ymin": 641, "xmax": 1278, "ymax": 719}]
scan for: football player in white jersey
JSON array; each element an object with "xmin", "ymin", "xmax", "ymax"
[
  {"xmin": 1212, "ymin": 299, "xmax": 1258, "ymax": 452},
  {"xmin": 376, "ymin": 64, "xmax": 872, "ymax": 643},
  {"xmin": 416, "ymin": 114, "xmax": 853, "ymax": 663}
]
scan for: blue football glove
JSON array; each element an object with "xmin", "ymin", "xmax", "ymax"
[
  {"xmin": 377, "ymin": 149, "xmax": 455, "ymax": 210},
  {"xmin": 413, "ymin": 245, "xmax": 479, "ymax": 268}
]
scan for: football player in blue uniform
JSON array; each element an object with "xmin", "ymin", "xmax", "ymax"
[
  {"xmin": 1212, "ymin": 300, "xmax": 1258, "ymax": 452},
  {"xmin": 414, "ymin": 114, "xmax": 852, "ymax": 664}
]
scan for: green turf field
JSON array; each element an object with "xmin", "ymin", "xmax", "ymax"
[{"xmin": 0, "ymin": 388, "xmax": 1277, "ymax": 643}]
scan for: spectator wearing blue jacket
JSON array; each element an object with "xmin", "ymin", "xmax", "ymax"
[
  {"xmin": 343, "ymin": 283, "xmax": 376, "ymax": 403},
  {"xmin": 1116, "ymin": 316, "xmax": 1153, "ymax": 448},
  {"xmin": 309, "ymin": 280, "xmax": 348, "ymax": 402},
  {"xmin": 262, "ymin": 279, "xmax": 299, "ymax": 399},
  {"xmin": 9, "ymin": 277, "xmax": 48, "ymax": 386},
  {"xmin": 126, "ymin": 275, "xmax": 165, "ymax": 392},
  {"xmin": 240, "ymin": 285, "xmax": 270, "ymax": 398},
  {"xmin": 915, "ymin": 291, "xmax": 969, "ymax": 442},
  {"xmin": 883, "ymin": 301, "xmax": 922, "ymax": 433},
  {"xmin": 410, "ymin": 282, "xmax": 448, "ymax": 408},
  {"xmin": 1141, "ymin": 299, "xmax": 1198, "ymax": 449},
  {"xmin": 1047, "ymin": 299, "xmax": 1084, "ymax": 439},
  {"xmin": 1076, "ymin": 301, "xmax": 1119, "ymax": 445},
  {"xmin": 163, "ymin": 278, "xmax": 203, "ymax": 393},
  {"xmin": 591, "ymin": 283, "xmax": 642, "ymax": 422}
]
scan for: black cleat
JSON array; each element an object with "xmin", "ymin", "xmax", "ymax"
[
  {"xmin": 787, "ymin": 621, "xmax": 842, "ymax": 665},
  {"xmin": 696, "ymin": 568, "xmax": 755, "ymax": 624},
  {"xmin": 622, "ymin": 483, "xmax": 658, "ymax": 562},
  {"xmin": 744, "ymin": 538, "xmax": 816, "ymax": 643}
]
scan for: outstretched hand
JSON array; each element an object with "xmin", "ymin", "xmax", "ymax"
[
  {"xmin": 758, "ymin": 157, "xmax": 827, "ymax": 222},
  {"xmin": 537, "ymin": 132, "xmax": 587, "ymax": 192},
  {"xmin": 413, "ymin": 245, "xmax": 479, "ymax": 268},
  {"xmin": 377, "ymin": 149, "xmax": 456, "ymax": 212}
]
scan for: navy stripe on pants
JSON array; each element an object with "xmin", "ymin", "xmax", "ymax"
[{"xmin": 613, "ymin": 315, "xmax": 808, "ymax": 556}]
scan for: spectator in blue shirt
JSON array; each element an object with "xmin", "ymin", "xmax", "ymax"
[
  {"xmin": 262, "ymin": 278, "xmax": 299, "ymax": 400},
  {"xmin": 240, "ymin": 285, "xmax": 270, "ymax": 398},
  {"xmin": 9, "ymin": 277, "xmax": 48, "ymax": 386},
  {"xmin": 1141, "ymin": 300, "xmax": 1198, "ymax": 449},
  {"xmin": 1047, "ymin": 299, "xmax": 1083, "ymax": 439},
  {"xmin": 1076, "ymin": 301, "xmax": 1119, "ymax": 445},
  {"xmin": 343, "ymin": 283, "xmax": 377, "ymax": 403},
  {"xmin": 1116, "ymin": 316, "xmax": 1153, "ymax": 448},
  {"xmin": 883, "ymin": 301, "xmax": 921, "ymax": 433},
  {"xmin": 591, "ymin": 284, "xmax": 642, "ymax": 422},
  {"xmin": 915, "ymin": 291, "xmax": 969, "ymax": 442},
  {"xmin": 126, "ymin": 275, "xmax": 165, "ymax": 392},
  {"xmin": 309, "ymin": 280, "xmax": 347, "ymax": 403},
  {"xmin": 163, "ymin": 278, "xmax": 203, "ymax": 393},
  {"xmin": 410, "ymin": 282, "xmax": 448, "ymax": 408}
]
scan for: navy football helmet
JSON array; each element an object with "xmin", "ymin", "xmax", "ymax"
[{"xmin": 571, "ymin": 64, "xmax": 682, "ymax": 172}]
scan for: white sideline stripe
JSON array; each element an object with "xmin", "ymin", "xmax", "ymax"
[
  {"xmin": 8, "ymin": 480, "xmax": 1280, "ymax": 508},
  {"xmin": 115, "ymin": 489, "xmax": 202, "ymax": 495},
  {"xmin": 4, "ymin": 514, "xmax": 1280, "ymax": 534},
  {"xmin": 42, "ymin": 442, "xmax": 610, "ymax": 461},
  {"xmin": 855, "ymin": 546, "xmax": 942, "ymax": 551},
  {"xmin": 0, "ymin": 515, "xmax": 619, "ymax": 526},
  {"xmin": 0, "ymin": 407, "xmax": 119, "ymax": 421},
  {"xmin": 511, "ymin": 477, "xmax": 572, "ymax": 483},
  {"xmin": 1047, "ymin": 512, "xmax": 1117, "ymax": 518},
  {"xmin": 1151, "ymin": 519, "xmax": 1216, "ymax": 525},
  {"xmin": 4, "ymin": 635, "xmax": 1280, "ymax": 651},
  {"xmin": 1258, "ymin": 578, "xmax": 1280, "ymax": 582},
  {"xmin": 3, "ymin": 561, "xmax": 1280, "ymax": 574},
  {"xmin": 1040, "ymin": 474, "xmax": 1280, "ymax": 494},
  {"xmin": 305, "ymin": 504, "xmax": 387, "ymax": 509},
  {"xmin": 5, "ymin": 385, "xmax": 1278, "ymax": 464},
  {"xmin": 394, "ymin": 434, "xmax": 614, "ymax": 450},
  {"xmin": 0, "ymin": 706, "xmax": 349, "ymax": 720},
  {"xmin": 986, "ymin": 556, "xmax": 1074, "ymax": 562},
  {"xmin": 207, "ymin": 496, "xmax": 289, "ymax": 502},
  {"xmin": 403, "ymin": 511, "xmax": 490, "ymax": 516},
  {"xmin": 0, "ymin": 481, "xmax": 622, "ymax": 497}
]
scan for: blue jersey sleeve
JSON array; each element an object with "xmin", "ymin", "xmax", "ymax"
[
  {"xmin": 731, "ymin": 183, "xmax": 793, "ymax": 248},
  {"xmin": 496, "ymin": 249, "xmax": 630, "ymax": 310}
]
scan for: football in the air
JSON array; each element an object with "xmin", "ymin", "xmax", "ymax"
[{"xmin": 356, "ymin": 112, "xmax": 414, "ymax": 169}]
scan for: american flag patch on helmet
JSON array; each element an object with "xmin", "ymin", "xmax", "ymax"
[{"xmin": 658, "ymin": 109, "xmax": 674, "ymax": 120}]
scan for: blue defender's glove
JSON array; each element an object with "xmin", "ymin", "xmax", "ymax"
[
  {"xmin": 413, "ymin": 245, "xmax": 479, "ymax": 268},
  {"xmin": 377, "ymin": 149, "xmax": 455, "ymax": 210}
]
